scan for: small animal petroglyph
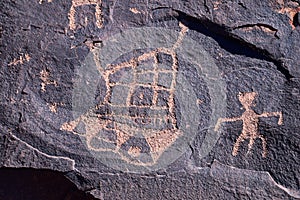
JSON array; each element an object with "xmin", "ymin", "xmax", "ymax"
[
  {"xmin": 8, "ymin": 53, "xmax": 31, "ymax": 66},
  {"xmin": 69, "ymin": 0, "xmax": 103, "ymax": 30},
  {"xmin": 215, "ymin": 92, "xmax": 283, "ymax": 158},
  {"xmin": 61, "ymin": 23, "xmax": 189, "ymax": 166}
]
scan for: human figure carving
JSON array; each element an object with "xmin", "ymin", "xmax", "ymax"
[
  {"xmin": 215, "ymin": 92, "xmax": 283, "ymax": 157},
  {"xmin": 69, "ymin": 0, "xmax": 103, "ymax": 30}
]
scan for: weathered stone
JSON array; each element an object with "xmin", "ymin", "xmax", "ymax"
[{"xmin": 0, "ymin": 0, "xmax": 299, "ymax": 199}]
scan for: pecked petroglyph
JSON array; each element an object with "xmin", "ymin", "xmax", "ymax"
[
  {"xmin": 40, "ymin": 69, "xmax": 58, "ymax": 92},
  {"xmin": 8, "ymin": 53, "xmax": 31, "ymax": 66},
  {"xmin": 276, "ymin": 1, "xmax": 300, "ymax": 30},
  {"xmin": 47, "ymin": 102, "xmax": 64, "ymax": 113},
  {"xmin": 129, "ymin": 8, "xmax": 142, "ymax": 14},
  {"xmin": 215, "ymin": 92, "xmax": 283, "ymax": 158},
  {"xmin": 69, "ymin": 0, "xmax": 103, "ymax": 30},
  {"xmin": 61, "ymin": 23, "xmax": 189, "ymax": 166},
  {"xmin": 39, "ymin": 0, "xmax": 52, "ymax": 4}
]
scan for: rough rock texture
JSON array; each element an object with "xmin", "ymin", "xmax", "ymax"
[{"xmin": 0, "ymin": 0, "xmax": 299, "ymax": 199}]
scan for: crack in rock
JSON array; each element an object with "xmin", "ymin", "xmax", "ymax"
[
  {"xmin": 210, "ymin": 160, "xmax": 300, "ymax": 199},
  {"xmin": 1, "ymin": 134, "xmax": 77, "ymax": 172}
]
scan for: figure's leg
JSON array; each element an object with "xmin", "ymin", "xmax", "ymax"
[
  {"xmin": 258, "ymin": 135, "xmax": 267, "ymax": 158},
  {"xmin": 69, "ymin": 4, "xmax": 76, "ymax": 30},
  {"xmin": 95, "ymin": 3, "xmax": 103, "ymax": 28},
  {"xmin": 246, "ymin": 137, "xmax": 255, "ymax": 155},
  {"xmin": 232, "ymin": 134, "xmax": 245, "ymax": 156}
]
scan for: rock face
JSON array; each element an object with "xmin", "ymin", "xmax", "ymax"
[{"xmin": 0, "ymin": 0, "xmax": 299, "ymax": 199}]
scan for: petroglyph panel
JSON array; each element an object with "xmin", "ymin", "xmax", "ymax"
[
  {"xmin": 61, "ymin": 24, "xmax": 189, "ymax": 167},
  {"xmin": 1, "ymin": 0, "xmax": 300, "ymax": 198}
]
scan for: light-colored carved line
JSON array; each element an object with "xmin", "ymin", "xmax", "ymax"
[
  {"xmin": 215, "ymin": 116, "xmax": 242, "ymax": 131},
  {"xmin": 97, "ymin": 122, "xmax": 173, "ymax": 133},
  {"xmin": 128, "ymin": 146, "xmax": 141, "ymax": 157},
  {"xmin": 107, "ymin": 51, "xmax": 157, "ymax": 70},
  {"xmin": 61, "ymin": 116, "xmax": 83, "ymax": 133},
  {"xmin": 97, "ymin": 114, "xmax": 173, "ymax": 120},
  {"xmin": 129, "ymin": 8, "xmax": 141, "ymax": 14},
  {"xmin": 136, "ymin": 69, "xmax": 175, "ymax": 74},
  {"xmin": 61, "ymin": 113, "xmax": 178, "ymax": 167},
  {"xmin": 69, "ymin": 0, "xmax": 103, "ymax": 31},
  {"xmin": 106, "ymin": 51, "xmax": 156, "ymax": 74},
  {"xmin": 152, "ymin": 51, "xmax": 159, "ymax": 105},
  {"xmin": 72, "ymin": 0, "xmax": 100, "ymax": 6},
  {"xmin": 146, "ymin": 130, "xmax": 182, "ymax": 157},
  {"xmin": 157, "ymin": 23, "xmax": 188, "ymax": 128},
  {"xmin": 137, "ymin": 51, "xmax": 156, "ymax": 62},
  {"xmin": 39, "ymin": 0, "xmax": 52, "ymax": 4},
  {"xmin": 116, "ymin": 150, "xmax": 155, "ymax": 166},
  {"xmin": 277, "ymin": 6, "xmax": 300, "ymax": 30},
  {"xmin": 108, "ymin": 82, "xmax": 172, "ymax": 91},
  {"xmin": 40, "ymin": 69, "xmax": 58, "ymax": 92},
  {"xmin": 197, "ymin": 99, "xmax": 204, "ymax": 105},
  {"xmin": 8, "ymin": 53, "xmax": 31, "ymax": 66},
  {"xmin": 259, "ymin": 111, "xmax": 283, "ymax": 125},
  {"xmin": 92, "ymin": 50, "xmax": 102, "ymax": 69},
  {"xmin": 106, "ymin": 60, "xmax": 134, "ymax": 74},
  {"xmin": 169, "ymin": 57, "xmax": 178, "ymax": 128},
  {"xmin": 69, "ymin": 4, "xmax": 76, "ymax": 30},
  {"xmin": 172, "ymin": 22, "xmax": 189, "ymax": 51},
  {"xmin": 115, "ymin": 126, "xmax": 133, "ymax": 149},
  {"xmin": 125, "ymin": 60, "xmax": 138, "ymax": 106},
  {"xmin": 61, "ymin": 22, "xmax": 192, "ymax": 166},
  {"xmin": 48, "ymin": 103, "xmax": 58, "ymax": 113},
  {"xmin": 95, "ymin": 1, "xmax": 103, "ymax": 28},
  {"xmin": 101, "ymin": 72, "xmax": 111, "ymax": 104},
  {"xmin": 101, "ymin": 103, "xmax": 168, "ymax": 110},
  {"xmin": 157, "ymin": 48, "xmax": 178, "ymax": 128},
  {"xmin": 215, "ymin": 92, "xmax": 283, "ymax": 157}
]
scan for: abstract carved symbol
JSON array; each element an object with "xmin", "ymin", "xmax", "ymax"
[
  {"xmin": 8, "ymin": 53, "xmax": 31, "ymax": 66},
  {"xmin": 68, "ymin": 0, "xmax": 103, "ymax": 30},
  {"xmin": 61, "ymin": 23, "xmax": 189, "ymax": 166},
  {"xmin": 214, "ymin": 92, "xmax": 283, "ymax": 158}
]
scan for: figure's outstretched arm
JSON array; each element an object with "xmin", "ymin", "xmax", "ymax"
[
  {"xmin": 259, "ymin": 111, "xmax": 283, "ymax": 125},
  {"xmin": 214, "ymin": 116, "xmax": 242, "ymax": 131}
]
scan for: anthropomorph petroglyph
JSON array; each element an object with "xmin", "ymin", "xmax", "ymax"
[
  {"xmin": 40, "ymin": 69, "xmax": 58, "ymax": 92},
  {"xmin": 215, "ymin": 92, "xmax": 283, "ymax": 158},
  {"xmin": 61, "ymin": 23, "xmax": 189, "ymax": 166},
  {"xmin": 69, "ymin": 0, "xmax": 103, "ymax": 30}
]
